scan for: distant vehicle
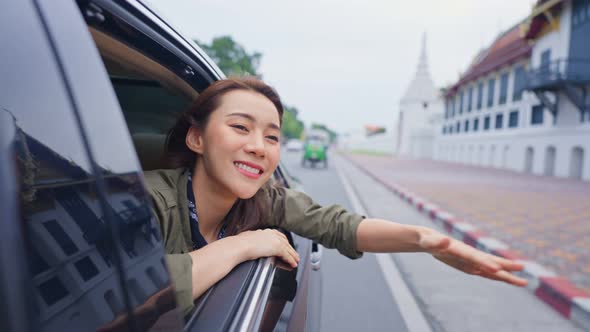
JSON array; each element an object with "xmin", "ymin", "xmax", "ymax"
[
  {"xmin": 302, "ymin": 131, "xmax": 329, "ymax": 168},
  {"xmin": 286, "ymin": 139, "xmax": 304, "ymax": 151}
]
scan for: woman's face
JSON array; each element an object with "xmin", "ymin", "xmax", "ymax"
[{"xmin": 190, "ymin": 89, "xmax": 282, "ymax": 199}]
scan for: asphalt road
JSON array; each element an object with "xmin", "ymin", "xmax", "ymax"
[
  {"xmin": 279, "ymin": 148, "xmax": 585, "ymax": 332},
  {"xmin": 280, "ymin": 149, "xmax": 409, "ymax": 332}
]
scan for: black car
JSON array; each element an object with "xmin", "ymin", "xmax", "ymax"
[{"xmin": 0, "ymin": 0, "xmax": 321, "ymax": 331}]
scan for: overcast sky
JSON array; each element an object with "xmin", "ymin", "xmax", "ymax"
[{"xmin": 147, "ymin": 0, "xmax": 535, "ymax": 133}]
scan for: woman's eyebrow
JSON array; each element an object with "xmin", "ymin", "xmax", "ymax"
[{"xmin": 227, "ymin": 112, "xmax": 280, "ymax": 130}]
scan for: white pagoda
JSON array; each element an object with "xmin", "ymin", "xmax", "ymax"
[{"xmin": 395, "ymin": 34, "xmax": 443, "ymax": 158}]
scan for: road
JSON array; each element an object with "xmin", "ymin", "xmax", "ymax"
[
  {"xmin": 280, "ymin": 149, "xmax": 410, "ymax": 331},
  {"xmin": 279, "ymin": 149, "xmax": 585, "ymax": 332}
]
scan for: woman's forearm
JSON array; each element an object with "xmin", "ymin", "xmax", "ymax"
[
  {"xmin": 187, "ymin": 236, "xmax": 249, "ymax": 299},
  {"xmin": 356, "ymin": 218, "xmax": 433, "ymax": 253}
]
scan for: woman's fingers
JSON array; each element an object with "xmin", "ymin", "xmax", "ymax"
[
  {"xmin": 446, "ymin": 241, "xmax": 501, "ymax": 274},
  {"xmin": 477, "ymin": 269, "xmax": 528, "ymax": 287},
  {"xmin": 279, "ymin": 241, "xmax": 298, "ymax": 268},
  {"xmin": 491, "ymin": 255, "xmax": 525, "ymax": 271},
  {"xmin": 270, "ymin": 230, "xmax": 299, "ymax": 268},
  {"xmin": 442, "ymin": 244, "xmax": 528, "ymax": 287}
]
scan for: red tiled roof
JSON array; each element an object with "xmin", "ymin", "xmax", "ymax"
[{"xmin": 446, "ymin": 25, "xmax": 531, "ymax": 97}]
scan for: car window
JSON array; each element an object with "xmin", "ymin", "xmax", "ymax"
[
  {"xmin": 1, "ymin": 1, "xmax": 134, "ymax": 330},
  {"xmin": 35, "ymin": 0, "xmax": 188, "ymax": 330}
]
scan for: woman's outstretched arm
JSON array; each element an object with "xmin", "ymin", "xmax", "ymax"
[
  {"xmin": 187, "ymin": 229, "xmax": 300, "ymax": 299},
  {"xmin": 356, "ymin": 218, "xmax": 528, "ymax": 287}
]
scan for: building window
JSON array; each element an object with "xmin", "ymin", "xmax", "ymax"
[
  {"xmin": 477, "ymin": 82, "xmax": 484, "ymax": 110},
  {"xmin": 531, "ymin": 105, "xmax": 544, "ymax": 125},
  {"xmin": 487, "ymin": 78, "xmax": 495, "ymax": 107},
  {"xmin": 456, "ymin": 122, "xmax": 461, "ymax": 133},
  {"xmin": 38, "ymin": 277, "xmax": 69, "ymax": 306},
  {"xmin": 572, "ymin": 0, "xmax": 590, "ymax": 28},
  {"xmin": 499, "ymin": 72, "xmax": 509, "ymax": 105},
  {"xmin": 459, "ymin": 91, "xmax": 464, "ymax": 114},
  {"xmin": 75, "ymin": 257, "xmax": 100, "ymax": 282},
  {"xmin": 570, "ymin": 146, "xmax": 585, "ymax": 179},
  {"xmin": 513, "ymin": 65, "xmax": 526, "ymax": 101},
  {"xmin": 495, "ymin": 113, "xmax": 504, "ymax": 129},
  {"xmin": 468, "ymin": 86, "xmax": 473, "ymax": 112},
  {"xmin": 540, "ymin": 49, "xmax": 551, "ymax": 71},
  {"xmin": 29, "ymin": 248, "xmax": 50, "ymax": 276},
  {"xmin": 43, "ymin": 219, "xmax": 79, "ymax": 256},
  {"xmin": 463, "ymin": 120, "xmax": 469, "ymax": 132},
  {"xmin": 449, "ymin": 125, "xmax": 453, "ymax": 134},
  {"xmin": 508, "ymin": 110, "xmax": 519, "ymax": 128},
  {"xmin": 474, "ymin": 118, "xmax": 480, "ymax": 131},
  {"xmin": 484, "ymin": 116, "xmax": 491, "ymax": 130}
]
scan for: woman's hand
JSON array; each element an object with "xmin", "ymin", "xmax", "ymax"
[
  {"xmin": 419, "ymin": 230, "xmax": 528, "ymax": 287},
  {"xmin": 236, "ymin": 229, "xmax": 300, "ymax": 269}
]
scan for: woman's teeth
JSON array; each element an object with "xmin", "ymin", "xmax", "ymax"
[{"xmin": 234, "ymin": 162, "xmax": 261, "ymax": 175}]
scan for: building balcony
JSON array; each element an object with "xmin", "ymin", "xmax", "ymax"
[
  {"xmin": 524, "ymin": 58, "xmax": 590, "ymax": 120},
  {"xmin": 526, "ymin": 58, "xmax": 590, "ymax": 91}
]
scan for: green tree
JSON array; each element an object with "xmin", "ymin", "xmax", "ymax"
[
  {"xmin": 194, "ymin": 36, "xmax": 262, "ymax": 77},
  {"xmin": 195, "ymin": 36, "xmax": 306, "ymax": 140},
  {"xmin": 281, "ymin": 105, "xmax": 304, "ymax": 140}
]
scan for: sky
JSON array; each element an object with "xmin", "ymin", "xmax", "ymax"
[{"xmin": 146, "ymin": 0, "xmax": 536, "ymax": 134}]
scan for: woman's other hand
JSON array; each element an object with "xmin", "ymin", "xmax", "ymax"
[
  {"xmin": 419, "ymin": 231, "xmax": 528, "ymax": 287},
  {"xmin": 236, "ymin": 229, "xmax": 300, "ymax": 269}
]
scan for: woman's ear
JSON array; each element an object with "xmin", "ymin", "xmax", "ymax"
[{"xmin": 186, "ymin": 126, "xmax": 204, "ymax": 154}]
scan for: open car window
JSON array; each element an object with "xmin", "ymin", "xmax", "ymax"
[{"xmin": 79, "ymin": 1, "xmax": 303, "ymax": 331}]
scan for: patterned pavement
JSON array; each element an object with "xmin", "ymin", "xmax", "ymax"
[{"xmin": 344, "ymin": 153, "xmax": 590, "ymax": 295}]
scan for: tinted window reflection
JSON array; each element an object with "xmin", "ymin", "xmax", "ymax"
[
  {"xmin": 77, "ymin": 11, "xmax": 187, "ymax": 330},
  {"xmin": 15, "ymin": 130, "xmax": 128, "ymax": 330},
  {"xmin": 101, "ymin": 174, "xmax": 180, "ymax": 323},
  {"xmin": 1, "ymin": 6, "xmax": 135, "ymax": 329}
]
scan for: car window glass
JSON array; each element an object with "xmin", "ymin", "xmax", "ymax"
[
  {"xmin": 1, "ymin": 1, "xmax": 131, "ymax": 330},
  {"xmin": 36, "ymin": 0, "xmax": 187, "ymax": 330}
]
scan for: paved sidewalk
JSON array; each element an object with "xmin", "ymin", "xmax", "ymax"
[
  {"xmin": 344, "ymin": 153, "xmax": 590, "ymax": 294},
  {"xmin": 335, "ymin": 154, "xmax": 585, "ymax": 332}
]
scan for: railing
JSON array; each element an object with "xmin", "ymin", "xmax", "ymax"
[{"xmin": 526, "ymin": 58, "xmax": 590, "ymax": 90}]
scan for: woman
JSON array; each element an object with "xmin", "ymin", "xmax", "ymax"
[{"xmin": 145, "ymin": 77, "xmax": 527, "ymax": 317}]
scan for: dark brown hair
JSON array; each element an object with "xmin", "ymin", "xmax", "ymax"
[{"xmin": 165, "ymin": 77, "xmax": 284, "ymax": 235}]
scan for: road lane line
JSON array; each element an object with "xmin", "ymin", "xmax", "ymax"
[{"xmin": 335, "ymin": 158, "xmax": 434, "ymax": 332}]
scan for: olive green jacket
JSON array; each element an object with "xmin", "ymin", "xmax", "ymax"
[{"xmin": 144, "ymin": 168, "xmax": 364, "ymax": 317}]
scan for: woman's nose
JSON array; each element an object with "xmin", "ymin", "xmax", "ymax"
[{"xmin": 245, "ymin": 134, "xmax": 265, "ymax": 157}]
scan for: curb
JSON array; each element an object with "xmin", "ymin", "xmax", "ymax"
[{"xmin": 341, "ymin": 153, "xmax": 590, "ymax": 331}]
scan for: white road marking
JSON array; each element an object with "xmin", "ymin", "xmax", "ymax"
[{"xmin": 335, "ymin": 158, "xmax": 434, "ymax": 332}]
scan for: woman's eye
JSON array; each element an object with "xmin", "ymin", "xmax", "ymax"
[
  {"xmin": 266, "ymin": 135, "xmax": 279, "ymax": 142},
  {"xmin": 231, "ymin": 124, "xmax": 249, "ymax": 132}
]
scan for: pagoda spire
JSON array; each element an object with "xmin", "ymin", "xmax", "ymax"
[
  {"xmin": 400, "ymin": 32, "xmax": 437, "ymax": 103},
  {"xmin": 417, "ymin": 32, "xmax": 429, "ymax": 77}
]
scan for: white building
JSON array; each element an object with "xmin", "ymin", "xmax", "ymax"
[
  {"xmin": 396, "ymin": 35, "xmax": 444, "ymax": 159},
  {"xmin": 436, "ymin": 0, "xmax": 590, "ymax": 181}
]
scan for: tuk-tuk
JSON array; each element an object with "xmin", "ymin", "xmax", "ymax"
[{"xmin": 302, "ymin": 135, "xmax": 328, "ymax": 168}]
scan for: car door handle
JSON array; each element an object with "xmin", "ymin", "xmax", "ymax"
[{"xmin": 310, "ymin": 242, "xmax": 322, "ymax": 271}]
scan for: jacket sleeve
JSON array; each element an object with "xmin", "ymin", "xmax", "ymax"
[
  {"xmin": 144, "ymin": 170, "xmax": 196, "ymax": 318},
  {"xmin": 165, "ymin": 254, "xmax": 195, "ymax": 318},
  {"xmin": 264, "ymin": 186, "xmax": 364, "ymax": 259}
]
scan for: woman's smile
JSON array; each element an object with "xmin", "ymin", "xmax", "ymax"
[{"xmin": 233, "ymin": 160, "xmax": 264, "ymax": 179}]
